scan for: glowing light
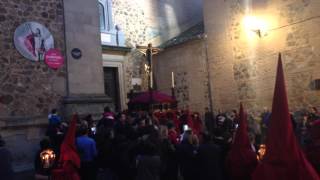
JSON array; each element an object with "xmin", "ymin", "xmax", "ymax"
[
  {"xmin": 40, "ymin": 149, "xmax": 56, "ymax": 169},
  {"xmin": 243, "ymin": 16, "xmax": 268, "ymax": 38},
  {"xmin": 257, "ymin": 144, "xmax": 266, "ymax": 161}
]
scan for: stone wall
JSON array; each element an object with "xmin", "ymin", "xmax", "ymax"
[
  {"xmin": 0, "ymin": 0, "xmax": 65, "ymax": 170},
  {"xmin": 154, "ymin": 39, "xmax": 209, "ymax": 114},
  {"xmin": 110, "ymin": 0, "xmax": 204, "ymax": 96},
  {"xmin": 203, "ymin": 0, "xmax": 320, "ymax": 112},
  {"xmin": 112, "ymin": 0, "xmax": 204, "ymax": 47}
]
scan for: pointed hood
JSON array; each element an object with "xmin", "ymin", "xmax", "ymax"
[
  {"xmin": 59, "ymin": 114, "xmax": 80, "ymax": 169},
  {"xmin": 226, "ymin": 103, "xmax": 257, "ymax": 179},
  {"xmin": 233, "ymin": 103, "xmax": 251, "ymax": 148},
  {"xmin": 252, "ymin": 53, "xmax": 319, "ymax": 180}
]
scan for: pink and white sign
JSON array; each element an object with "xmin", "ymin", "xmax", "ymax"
[{"xmin": 44, "ymin": 49, "xmax": 64, "ymax": 69}]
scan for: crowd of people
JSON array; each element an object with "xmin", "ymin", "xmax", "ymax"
[{"xmin": 29, "ymin": 104, "xmax": 320, "ymax": 180}]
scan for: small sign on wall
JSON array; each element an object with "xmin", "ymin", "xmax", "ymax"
[
  {"xmin": 71, "ymin": 48, "xmax": 82, "ymax": 59},
  {"xmin": 14, "ymin": 22, "xmax": 54, "ymax": 61},
  {"xmin": 45, "ymin": 49, "xmax": 64, "ymax": 69}
]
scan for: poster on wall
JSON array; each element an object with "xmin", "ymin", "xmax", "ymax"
[
  {"xmin": 45, "ymin": 49, "xmax": 64, "ymax": 69},
  {"xmin": 14, "ymin": 21, "xmax": 54, "ymax": 61}
]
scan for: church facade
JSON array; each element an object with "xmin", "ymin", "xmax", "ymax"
[
  {"xmin": 0, "ymin": 0, "xmax": 203, "ymax": 171},
  {"xmin": 2, "ymin": 0, "xmax": 319, "ymax": 172}
]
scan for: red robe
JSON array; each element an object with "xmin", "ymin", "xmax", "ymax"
[
  {"xmin": 252, "ymin": 54, "xmax": 319, "ymax": 180},
  {"xmin": 191, "ymin": 114, "xmax": 203, "ymax": 137},
  {"xmin": 52, "ymin": 115, "xmax": 80, "ymax": 180},
  {"xmin": 168, "ymin": 129, "xmax": 179, "ymax": 145},
  {"xmin": 172, "ymin": 112, "xmax": 181, "ymax": 134},
  {"xmin": 226, "ymin": 103, "xmax": 257, "ymax": 179}
]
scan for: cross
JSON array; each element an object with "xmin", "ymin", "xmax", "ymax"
[{"xmin": 136, "ymin": 43, "xmax": 162, "ymax": 90}]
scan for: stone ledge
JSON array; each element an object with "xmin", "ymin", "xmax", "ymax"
[
  {"xmin": 62, "ymin": 95, "xmax": 113, "ymax": 104},
  {"xmin": 102, "ymin": 45, "xmax": 132, "ymax": 52},
  {"xmin": 0, "ymin": 116, "xmax": 47, "ymax": 129}
]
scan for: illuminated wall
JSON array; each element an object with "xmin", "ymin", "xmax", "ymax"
[
  {"xmin": 112, "ymin": 0, "xmax": 203, "ymax": 46},
  {"xmin": 110, "ymin": 0, "xmax": 203, "ymax": 98},
  {"xmin": 204, "ymin": 0, "xmax": 320, "ymax": 111},
  {"xmin": 153, "ymin": 39, "xmax": 209, "ymax": 114}
]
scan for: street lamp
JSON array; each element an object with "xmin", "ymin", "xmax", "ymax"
[{"xmin": 243, "ymin": 16, "xmax": 267, "ymax": 38}]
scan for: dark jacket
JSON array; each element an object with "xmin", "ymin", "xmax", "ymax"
[
  {"xmin": 0, "ymin": 147, "xmax": 14, "ymax": 180},
  {"xmin": 197, "ymin": 142, "xmax": 224, "ymax": 180},
  {"xmin": 135, "ymin": 155, "xmax": 161, "ymax": 180}
]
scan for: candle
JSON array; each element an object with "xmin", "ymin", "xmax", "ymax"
[
  {"xmin": 171, "ymin": 72, "xmax": 175, "ymax": 88},
  {"xmin": 40, "ymin": 149, "xmax": 56, "ymax": 169}
]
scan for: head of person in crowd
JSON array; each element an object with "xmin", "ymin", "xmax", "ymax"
[
  {"xmin": 138, "ymin": 119, "xmax": 146, "ymax": 128},
  {"xmin": 48, "ymin": 108, "xmax": 61, "ymax": 125},
  {"xmin": 104, "ymin": 106, "xmax": 111, "ymax": 113},
  {"xmin": 216, "ymin": 114, "xmax": 226, "ymax": 127},
  {"xmin": 84, "ymin": 114, "xmax": 93, "ymax": 126},
  {"xmin": 226, "ymin": 111, "xmax": 236, "ymax": 121},
  {"xmin": 127, "ymin": 113, "xmax": 136, "ymax": 125},
  {"xmin": 51, "ymin": 109, "xmax": 57, "ymax": 115},
  {"xmin": 79, "ymin": 121, "xmax": 89, "ymax": 136},
  {"xmin": 159, "ymin": 125, "xmax": 168, "ymax": 140},
  {"xmin": 103, "ymin": 106, "xmax": 114, "ymax": 118},
  {"xmin": 118, "ymin": 113, "xmax": 127, "ymax": 125}
]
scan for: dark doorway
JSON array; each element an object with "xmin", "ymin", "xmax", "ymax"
[{"xmin": 103, "ymin": 67, "xmax": 120, "ymax": 111}]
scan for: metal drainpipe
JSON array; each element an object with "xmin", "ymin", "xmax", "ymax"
[
  {"xmin": 62, "ymin": 0, "xmax": 70, "ymax": 97},
  {"xmin": 203, "ymin": 34, "xmax": 214, "ymax": 113}
]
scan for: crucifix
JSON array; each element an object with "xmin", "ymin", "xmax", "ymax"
[
  {"xmin": 136, "ymin": 43, "xmax": 162, "ymax": 91},
  {"xmin": 136, "ymin": 43, "xmax": 162, "ymax": 110}
]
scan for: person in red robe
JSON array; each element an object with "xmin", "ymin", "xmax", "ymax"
[
  {"xmin": 191, "ymin": 112, "xmax": 203, "ymax": 137},
  {"xmin": 52, "ymin": 115, "xmax": 81, "ymax": 180},
  {"xmin": 172, "ymin": 111, "xmax": 181, "ymax": 134},
  {"xmin": 226, "ymin": 103, "xmax": 257, "ymax": 180},
  {"xmin": 168, "ymin": 122, "xmax": 179, "ymax": 145},
  {"xmin": 252, "ymin": 54, "xmax": 319, "ymax": 180}
]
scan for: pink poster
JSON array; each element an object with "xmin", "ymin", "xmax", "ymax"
[{"xmin": 44, "ymin": 49, "xmax": 64, "ymax": 69}]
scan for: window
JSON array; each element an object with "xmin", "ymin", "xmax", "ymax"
[{"xmin": 99, "ymin": 2, "xmax": 105, "ymax": 30}]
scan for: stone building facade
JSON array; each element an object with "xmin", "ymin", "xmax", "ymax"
[
  {"xmin": 203, "ymin": 0, "xmax": 320, "ymax": 112},
  {"xmin": 154, "ymin": 38, "xmax": 209, "ymax": 114},
  {"xmin": 101, "ymin": 0, "xmax": 204, "ymax": 109},
  {"xmin": 0, "ymin": 0, "xmax": 66, "ymax": 171},
  {"xmin": 153, "ymin": 23, "xmax": 210, "ymax": 114},
  {"xmin": 0, "ymin": 0, "xmax": 204, "ymax": 171}
]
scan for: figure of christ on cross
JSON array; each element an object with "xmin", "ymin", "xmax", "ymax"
[{"xmin": 136, "ymin": 43, "xmax": 162, "ymax": 109}]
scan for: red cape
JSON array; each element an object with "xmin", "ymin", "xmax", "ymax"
[
  {"xmin": 252, "ymin": 54, "xmax": 319, "ymax": 180},
  {"xmin": 226, "ymin": 103, "xmax": 257, "ymax": 179},
  {"xmin": 52, "ymin": 115, "xmax": 80, "ymax": 180}
]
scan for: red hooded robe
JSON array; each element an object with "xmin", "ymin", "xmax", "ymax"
[
  {"xmin": 192, "ymin": 112, "xmax": 203, "ymax": 137},
  {"xmin": 252, "ymin": 54, "xmax": 319, "ymax": 180},
  {"xmin": 52, "ymin": 115, "xmax": 80, "ymax": 180},
  {"xmin": 226, "ymin": 103, "xmax": 258, "ymax": 179}
]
